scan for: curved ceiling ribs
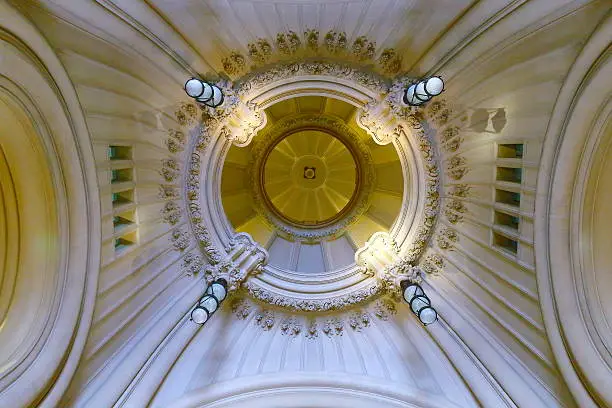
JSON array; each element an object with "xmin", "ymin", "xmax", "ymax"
[{"xmin": 3, "ymin": 1, "xmax": 611, "ymax": 407}]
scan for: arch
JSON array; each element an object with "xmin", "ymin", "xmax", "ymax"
[
  {"xmin": 165, "ymin": 373, "xmax": 468, "ymax": 408},
  {"xmin": 0, "ymin": 3, "xmax": 100, "ymax": 407},
  {"xmin": 535, "ymin": 14, "xmax": 612, "ymax": 408}
]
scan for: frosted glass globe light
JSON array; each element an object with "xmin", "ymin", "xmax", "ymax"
[
  {"xmin": 204, "ymin": 85, "xmax": 224, "ymax": 107},
  {"xmin": 185, "ymin": 78, "xmax": 204, "ymax": 98},
  {"xmin": 419, "ymin": 307, "xmax": 438, "ymax": 325},
  {"xmin": 403, "ymin": 282, "xmax": 424, "ymax": 303},
  {"xmin": 424, "ymin": 76, "xmax": 444, "ymax": 96},
  {"xmin": 410, "ymin": 295, "xmax": 431, "ymax": 314},
  {"xmin": 191, "ymin": 306, "xmax": 209, "ymax": 324},
  {"xmin": 207, "ymin": 281, "xmax": 227, "ymax": 302},
  {"xmin": 403, "ymin": 84, "xmax": 423, "ymax": 106},
  {"xmin": 200, "ymin": 295, "xmax": 219, "ymax": 314},
  {"xmin": 414, "ymin": 81, "xmax": 431, "ymax": 102}
]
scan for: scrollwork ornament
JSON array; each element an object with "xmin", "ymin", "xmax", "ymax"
[
  {"xmin": 161, "ymin": 201, "xmax": 181, "ymax": 225},
  {"xmin": 244, "ymin": 280, "xmax": 382, "ymax": 312},
  {"xmin": 158, "ymin": 184, "xmax": 179, "ymax": 200},
  {"xmin": 437, "ymin": 227, "xmax": 459, "ymax": 250},
  {"xmin": 276, "ymin": 31, "xmax": 301, "ymax": 55},
  {"xmin": 182, "ymin": 252, "xmax": 203, "ymax": 277},
  {"xmin": 420, "ymin": 253, "xmax": 444, "ymax": 275},
  {"xmin": 324, "ymin": 30, "xmax": 347, "ymax": 54}
]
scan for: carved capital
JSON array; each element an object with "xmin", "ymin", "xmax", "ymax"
[
  {"xmin": 219, "ymin": 101, "xmax": 267, "ymax": 147},
  {"xmin": 205, "ymin": 232, "xmax": 268, "ymax": 291},
  {"xmin": 356, "ymin": 100, "xmax": 400, "ymax": 145}
]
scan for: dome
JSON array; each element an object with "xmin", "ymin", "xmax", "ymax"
[
  {"xmin": 262, "ymin": 128, "xmax": 358, "ymax": 228},
  {"xmin": 219, "ymin": 95, "xmax": 413, "ymax": 309},
  {"xmin": 2, "ymin": 2, "xmax": 611, "ymax": 407}
]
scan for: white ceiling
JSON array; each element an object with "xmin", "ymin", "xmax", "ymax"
[{"xmin": 77, "ymin": 0, "xmax": 476, "ymax": 77}]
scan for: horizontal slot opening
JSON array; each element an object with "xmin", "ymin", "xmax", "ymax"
[
  {"xmin": 496, "ymin": 166, "xmax": 522, "ymax": 183},
  {"xmin": 493, "ymin": 232, "xmax": 518, "ymax": 254},
  {"xmin": 495, "ymin": 189, "xmax": 521, "ymax": 207},
  {"xmin": 497, "ymin": 144, "xmax": 523, "ymax": 159},
  {"xmin": 113, "ymin": 210, "xmax": 136, "ymax": 232},
  {"xmin": 111, "ymin": 168, "xmax": 133, "ymax": 183},
  {"xmin": 112, "ymin": 189, "xmax": 134, "ymax": 207},
  {"xmin": 108, "ymin": 145, "xmax": 133, "ymax": 160},
  {"xmin": 114, "ymin": 230, "xmax": 137, "ymax": 252},
  {"xmin": 494, "ymin": 210, "xmax": 519, "ymax": 230}
]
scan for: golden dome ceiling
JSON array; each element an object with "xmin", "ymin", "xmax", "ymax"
[
  {"xmin": 262, "ymin": 129, "xmax": 358, "ymax": 228},
  {"xmin": 221, "ymin": 95, "xmax": 404, "ymax": 275}
]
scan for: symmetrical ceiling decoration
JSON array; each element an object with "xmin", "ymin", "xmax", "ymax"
[
  {"xmin": 262, "ymin": 129, "xmax": 358, "ymax": 228},
  {"xmin": 85, "ymin": 0, "xmax": 477, "ymax": 79},
  {"xmin": 241, "ymin": 110, "xmax": 378, "ymax": 242},
  {"xmin": 159, "ymin": 60, "xmax": 450, "ymax": 315},
  {"xmin": 4, "ymin": 2, "xmax": 611, "ymax": 407}
]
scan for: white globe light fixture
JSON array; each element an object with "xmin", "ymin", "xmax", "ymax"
[
  {"xmin": 401, "ymin": 280, "xmax": 438, "ymax": 326},
  {"xmin": 403, "ymin": 76, "xmax": 445, "ymax": 107},
  {"xmin": 190, "ymin": 278, "xmax": 228, "ymax": 326},
  {"xmin": 184, "ymin": 77, "xmax": 224, "ymax": 108}
]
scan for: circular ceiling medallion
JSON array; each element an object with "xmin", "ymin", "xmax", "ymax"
[{"xmin": 262, "ymin": 129, "xmax": 359, "ymax": 228}]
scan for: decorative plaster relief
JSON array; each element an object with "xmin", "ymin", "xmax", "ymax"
[
  {"xmin": 436, "ymin": 227, "xmax": 459, "ymax": 250},
  {"xmin": 161, "ymin": 201, "xmax": 181, "ymax": 225},
  {"xmin": 161, "ymin": 62, "xmax": 447, "ymax": 313},
  {"xmin": 276, "ymin": 31, "xmax": 301, "ymax": 56},
  {"xmin": 160, "ymin": 158, "xmax": 180, "ymax": 182},
  {"xmin": 448, "ymin": 184, "xmax": 471, "ymax": 197},
  {"xmin": 182, "ymin": 252, "xmax": 204, "ymax": 277},
  {"xmin": 158, "ymin": 184, "xmax": 179, "ymax": 200},
  {"xmin": 351, "ymin": 36, "xmax": 376, "ymax": 61},
  {"xmin": 244, "ymin": 280, "xmax": 383, "ymax": 312},
  {"xmin": 444, "ymin": 199, "xmax": 467, "ymax": 224},
  {"xmin": 420, "ymin": 253, "xmax": 445, "ymax": 276},
  {"xmin": 378, "ymin": 48, "xmax": 403, "ymax": 74},
  {"xmin": 324, "ymin": 30, "xmax": 347, "ymax": 54},
  {"xmin": 227, "ymin": 296, "xmax": 402, "ymax": 339},
  {"xmin": 220, "ymin": 30, "xmax": 401, "ymax": 79},
  {"xmin": 446, "ymin": 155, "xmax": 469, "ymax": 180},
  {"xmin": 175, "ymin": 102, "xmax": 199, "ymax": 127},
  {"xmin": 356, "ymin": 232, "xmax": 424, "ymax": 297},
  {"xmin": 254, "ymin": 310, "xmax": 275, "ymax": 331},
  {"xmin": 280, "ymin": 317, "xmax": 303, "ymax": 337},
  {"xmin": 170, "ymin": 229, "xmax": 190, "ymax": 252}
]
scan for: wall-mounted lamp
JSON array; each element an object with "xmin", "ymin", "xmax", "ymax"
[
  {"xmin": 190, "ymin": 278, "xmax": 228, "ymax": 325},
  {"xmin": 403, "ymin": 76, "xmax": 444, "ymax": 106},
  {"xmin": 400, "ymin": 280, "xmax": 438, "ymax": 325},
  {"xmin": 184, "ymin": 78, "xmax": 224, "ymax": 108}
]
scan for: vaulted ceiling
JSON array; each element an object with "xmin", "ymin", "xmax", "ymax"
[{"xmin": 2, "ymin": 1, "xmax": 611, "ymax": 407}]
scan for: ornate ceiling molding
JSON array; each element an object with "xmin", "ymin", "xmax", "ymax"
[
  {"xmin": 220, "ymin": 29, "xmax": 403, "ymax": 80},
  {"xmin": 247, "ymin": 114, "xmax": 376, "ymax": 242},
  {"xmin": 158, "ymin": 61, "xmax": 457, "ymax": 313}
]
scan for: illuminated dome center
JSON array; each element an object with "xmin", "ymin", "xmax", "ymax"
[{"xmin": 262, "ymin": 129, "xmax": 358, "ymax": 228}]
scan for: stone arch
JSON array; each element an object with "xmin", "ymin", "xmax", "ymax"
[
  {"xmin": 535, "ymin": 13, "xmax": 612, "ymax": 408},
  {"xmin": 0, "ymin": 3, "xmax": 100, "ymax": 407}
]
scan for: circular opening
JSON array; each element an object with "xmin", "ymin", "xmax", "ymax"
[{"xmin": 260, "ymin": 128, "xmax": 360, "ymax": 229}]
